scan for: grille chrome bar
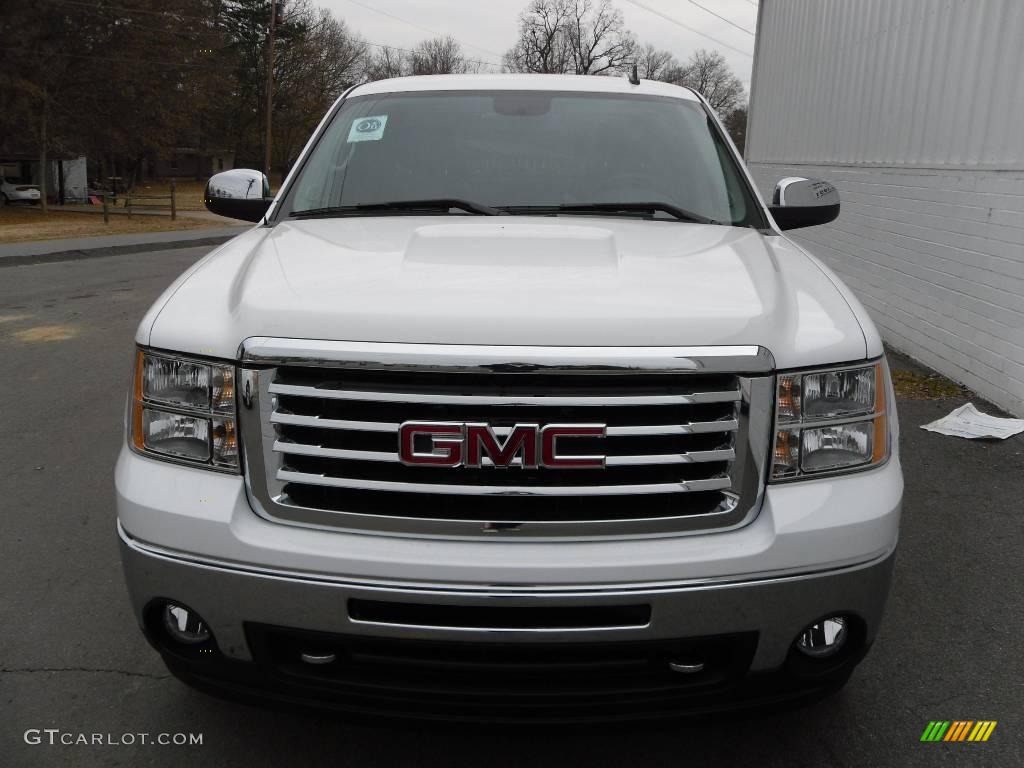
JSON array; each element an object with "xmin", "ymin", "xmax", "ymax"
[
  {"xmin": 269, "ymin": 382, "xmax": 740, "ymax": 406},
  {"xmin": 240, "ymin": 337, "xmax": 774, "ymax": 374},
  {"xmin": 604, "ymin": 450, "xmax": 735, "ymax": 466},
  {"xmin": 276, "ymin": 469, "xmax": 733, "ymax": 496},
  {"xmin": 607, "ymin": 421, "xmax": 739, "ymax": 436},
  {"xmin": 271, "ymin": 413, "xmax": 400, "ymax": 432},
  {"xmin": 273, "ymin": 440, "xmax": 736, "ymax": 466},
  {"xmin": 270, "ymin": 412, "xmax": 739, "ymax": 436}
]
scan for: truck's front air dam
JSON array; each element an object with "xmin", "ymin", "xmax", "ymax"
[{"xmin": 119, "ymin": 524, "xmax": 894, "ymax": 673}]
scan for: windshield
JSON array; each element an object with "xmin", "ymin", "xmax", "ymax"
[{"xmin": 281, "ymin": 90, "xmax": 762, "ymax": 227}]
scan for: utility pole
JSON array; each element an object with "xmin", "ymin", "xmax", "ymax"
[{"xmin": 263, "ymin": 0, "xmax": 277, "ymax": 178}]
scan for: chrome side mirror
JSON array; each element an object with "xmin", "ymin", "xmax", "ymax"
[
  {"xmin": 769, "ymin": 177, "xmax": 840, "ymax": 230},
  {"xmin": 204, "ymin": 169, "xmax": 273, "ymax": 223}
]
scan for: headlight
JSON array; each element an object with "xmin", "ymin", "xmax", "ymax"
[
  {"xmin": 130, "ymin": 350, "xmax": 239, "ymax": 471},
  {"xmin": 771, "ymin": 360, "xmax": 889, "ymax": 480}
]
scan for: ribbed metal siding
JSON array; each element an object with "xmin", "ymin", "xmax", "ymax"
[{"xmin": 747, "ymin": 0, "xmax": 1024, "ymax": 168}]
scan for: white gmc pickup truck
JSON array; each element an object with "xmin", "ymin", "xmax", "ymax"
[{"xmin": 116, "ymin": 74, "xmax": 903, "ymax": 720}]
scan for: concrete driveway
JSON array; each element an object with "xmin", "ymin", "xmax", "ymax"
[{"xmin": 1, "ymin": 247, "xmax": 1021, "ymax": 767}]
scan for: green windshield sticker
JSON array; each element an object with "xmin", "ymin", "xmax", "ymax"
[{"xmin": 348, "ymin": 115, "xmax": 388, "ymax": 142}]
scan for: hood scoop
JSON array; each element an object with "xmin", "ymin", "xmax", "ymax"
[{"xmin": 402, "ymin": 222, "xmax": 619, "ymax": 268}]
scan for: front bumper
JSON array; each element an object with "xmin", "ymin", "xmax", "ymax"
[{"xmin": 120, "ymin": 526, "xmax": 895, "ymax": 720}]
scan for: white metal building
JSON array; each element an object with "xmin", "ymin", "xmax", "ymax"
[{"xmin": 745, "ymin": 0, "xmax": 1024, "ymax": 415}]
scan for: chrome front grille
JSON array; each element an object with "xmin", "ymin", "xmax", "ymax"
[{"xmin": 238, "ymin": 339, "xmax": 774, "ymax": 538}]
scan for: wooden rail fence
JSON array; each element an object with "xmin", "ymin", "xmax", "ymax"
[{"xmin": 101, "ymin": 180, "xmax": 177, "ymax": 223}]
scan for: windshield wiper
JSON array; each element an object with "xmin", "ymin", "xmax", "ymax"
[
  {"xmin": 501, "ymin": 202, "xmax": 722, "ymax": 225},
  {"xmin": 290, "ymin": 198, "xmax": 503, "ymax": 218}
]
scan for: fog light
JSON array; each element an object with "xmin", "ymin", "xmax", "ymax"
[
  {"xmin": 162, "ymin": 603, "xmax": 211, "ymax": 645},
  {"xmin": 795, "ymin": 616, "xmax": 848, "ymax": 658}
]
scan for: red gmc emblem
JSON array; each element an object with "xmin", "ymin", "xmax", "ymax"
[{"xmin": 398, "ymin": 422, "xmax": 607, "ymax": 468}]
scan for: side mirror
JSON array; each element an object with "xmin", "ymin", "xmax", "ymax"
[
  {"xmin": 204, "ymin": 169, "xmax": 273, "ymax": 223},
  {"xmin": 768, "ymin": 177, "xmax": 839, "ymax": 230}
]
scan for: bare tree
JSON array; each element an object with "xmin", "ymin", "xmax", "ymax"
[
  {"xmin": 504, "ymin": 0, "xmax": 635, "ymax": 75},
  {"xmin": 668, "ymin": 49, "xmax": 745, "ymax": 114},
  {"xmin": 504, "ymin": 0, "xmax": 574, "ymax": 73},
  {"xmin": 460, "ymin": 57, "xmax": 490, "ymax": 74},
  {"xmin": 364, "ymin": 46, "xmax": 408, "ymax": 81},
  {"xmin": 410, "ymin": 36, "xmax": 467, "ymax": 75},
  {"xmin": 272, "ymin": 10, "xmax": 367, "ymax": 172},
  {"xmin": 723, "ymin": 105, "xmax": 747, "ymax": 153},
  {"xmin": 566, "ymin": 0, "xmax": 636, "ymax": 74},
  {"xmin": 636, "ymin": 42, "xmax": 677, "ymax": 81}
]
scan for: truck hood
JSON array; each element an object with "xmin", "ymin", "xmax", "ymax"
[{"xmin": 144, "ymin": 217, "xmax": 870, "ymax": 369}]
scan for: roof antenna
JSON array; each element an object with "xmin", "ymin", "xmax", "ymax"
[{"xmin": 628, "ymin": 63, "xmax": 640, "ymax": 85}]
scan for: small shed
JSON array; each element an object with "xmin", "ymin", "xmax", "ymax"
[
  {"xmin": 0, "ymin": 154, "xmax": 89, "ymax": 203},
  {"xmin": 152, "ymin": 148, "xmax": 235, "ymax": 179}
]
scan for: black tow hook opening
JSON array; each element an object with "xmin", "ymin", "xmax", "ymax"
[
  {"xmin": 300, "ymin": 651, "xmax": 337, "ymax": 666},
  {"xmin": 668, "ymin": 659, "xmax": 706, "ymax": 675}
]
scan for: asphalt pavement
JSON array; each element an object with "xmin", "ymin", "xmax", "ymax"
[{"xmin": 1, "ymin": 246, "xmax": 1021, "ymax": 768}]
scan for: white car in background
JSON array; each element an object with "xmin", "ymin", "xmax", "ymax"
[{"xmin": 0, "ymin": 176, "xmax": 42, "ymax": 205}]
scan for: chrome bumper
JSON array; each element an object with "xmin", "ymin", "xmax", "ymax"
[{"xmin": 119, "ymin": 523, "xmax": 894, "ymax": 673}]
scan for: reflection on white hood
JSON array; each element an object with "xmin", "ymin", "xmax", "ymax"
[{"xmin": 143, "ymin": 216, "xmax": 871, "ymax": 368}]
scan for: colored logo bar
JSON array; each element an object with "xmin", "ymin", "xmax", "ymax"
[{"xmin": 920, "ymin": 721, "xmax": 997, "ymax": 742}]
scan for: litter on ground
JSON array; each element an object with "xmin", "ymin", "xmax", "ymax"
[{"xmin": 920, "ymin": 403, "xmax": 1024, "ymax": 440}]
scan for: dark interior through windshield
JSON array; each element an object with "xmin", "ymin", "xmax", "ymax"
[{"xmin": 284, "ymin": 90, "xmax": 760, "ymax": 226}]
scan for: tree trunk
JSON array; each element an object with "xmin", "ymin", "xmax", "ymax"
[
  {"xmin": 39, "ymin": 87, "xmax": 48, "ymax": 214},
  {"xmin": 132, "ymin": 155, "xmax": 144, "ymax": 190},
  {"xmin": 264, "ymin": 0, "xmax": 276, "ymax": 177},
  {"xmin": 57, "ymin": 158, "xmax": 65, "ymax": 206}
]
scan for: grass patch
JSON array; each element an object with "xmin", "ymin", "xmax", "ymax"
[
  {"xmin": 0, "ymin": 206, "xmax": 214, "ymax": 244},
  {"xmin": 892, "ymin": 368, "xmax": 966, "ymax": 399},
  {"xmin": 135, "ymin": 179, "xmax": 206, "ymax": 211}
]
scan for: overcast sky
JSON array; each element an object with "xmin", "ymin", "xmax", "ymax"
[{"xmin": 319, "ymin": 0, "xmax": 758, "ymax": 88}]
